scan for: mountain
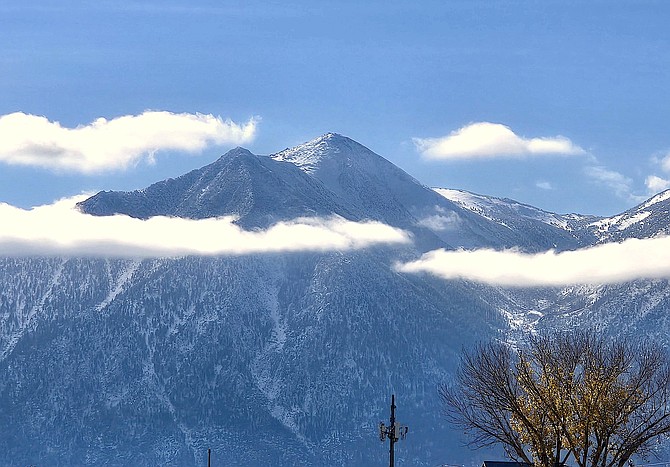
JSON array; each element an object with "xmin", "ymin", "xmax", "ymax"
[
  {"xmin": 2, "ymin": 134, "xmax": 670, "ymax": 465},
  {"xmin": 80, "ymin": 133, "xmax": 586, "ymax": 253},
  {"xmin": 502, "ymin": 190, "xmax": 670, "ymax": 342},
  {"xmin": 78, "ymin": 146, "xmax": 361, "ymax": 228}
]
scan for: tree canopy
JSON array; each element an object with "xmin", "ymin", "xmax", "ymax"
[{"xmin": 441, "ymin": 331, "xmax": 670, "ymax": 467}]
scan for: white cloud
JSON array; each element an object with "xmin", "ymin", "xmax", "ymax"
[
  {"xmin": 0, "ymin": 111, "xmax": 259, "ymax": 173},
  {"xmin": 396, "ymin": 237, "xmax": 670, "ymax": 287},
  {"xmin": 643, "ymin": 151, "xmax": 670, "ymax": 195},
  {"xmin": 413, "ymin": 122, "xmax": 585, "ymax": 160},
  {"xmin": 0, "ymin": 196, "xmax": 410, "ymax": 258},
  {"xmin": 584, "ymin": 165, "xmax": 631, "ymax": 194},
  {"xmin": 536, "ymin": 181, "xmax": 553, "ymax": 190},
  {"xmin": 646, "ymin": 175, "xmax": 670, "ymax": 193}
]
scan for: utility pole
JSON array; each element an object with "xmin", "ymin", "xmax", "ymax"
[{"xmin": 379, "ymin": 394, "xmax": 409, "ymax": 467}]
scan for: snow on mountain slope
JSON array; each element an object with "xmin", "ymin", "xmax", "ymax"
[
  {"xmin": 433, "ymin": 188, "xmax": 598, "ymax": 249},
  {"xmin": 273, "ymin": 133, "xmax": 465, "ymax": 249},
  {"xmin": 1, "ymin": 134, "xmax": 520, "ymax": 466},
  {"xmin": 434, "ymin": 188, "xmax": 587, "ymax": 230},
  {"xmin": 272, "ymin": 133, "xmax": 468, "ymax": 233},
  {"xmin": 586, "ymin": 189, "xmax": 670, "ymax": 242}
]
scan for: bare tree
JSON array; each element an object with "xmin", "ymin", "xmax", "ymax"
[{"xmin": 440, "ymin": 331, "xmax": 670, "ymax": 467}]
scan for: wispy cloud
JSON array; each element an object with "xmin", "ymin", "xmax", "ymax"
[
  {"xmin": 583, "ymin": 165, "xmax": 646, "ymax": 203},
  {"xmin": 396, "ymin": 238, "xmax": 670, "ymax": 287},
  {"xmin": 0, "ymin": 111, "xmax": 258, "ymax": 173},
  {"xmin": 659, "ymin": 152, "xmax": 670, "ymax": 173},
  {"xmin": 413, "ymin": 122, "xmax": 585, "ymax": 160},
  {"xmin": 536, "ymin": 181, "xmax": 554, "ymax": 190},
  {"xmin": 0, "ymin": 196, "xmax": 410, "ymax": 258},
  {"xmin": 416, "ymin": 206, "xmax": 462, "ymax": 231}
]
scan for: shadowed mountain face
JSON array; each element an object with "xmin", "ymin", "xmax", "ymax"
[{"xmin": 2, "ymin": 134, "xmax": 670, "ymax": 465}]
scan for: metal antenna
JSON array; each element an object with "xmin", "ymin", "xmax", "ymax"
[{"xmin": 378, "ymin": 394, "xmax": 409, "ymax": 467}]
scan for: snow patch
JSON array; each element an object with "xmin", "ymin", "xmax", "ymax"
[
  {"xmin": 250, "ymin": 275, "xmax": 309, "ymax": 446},
  {"xmin": 640, "ymin": 190, "xmax": 670, "ymax": 210},
  {"xmin": 617, "ymin": 211, "xmax": 651, "ymax": 230},
  {"xmin": 589, "ymin": 214, "xmax": 623, "ymax": 232},
  {"xmin": 589, "ymin": 210, "xmax": 651, "ymax": 234},
  {"xmin": 273, "ymin": 133, "xmax": 341, "ymax": 174},
  {"xmin": 95, "ymin": 260, "xmax": 141, "ymax": 311},
  {"xmin": 434, "ymin": 187, "xmax": 573, "ymax": 230}
]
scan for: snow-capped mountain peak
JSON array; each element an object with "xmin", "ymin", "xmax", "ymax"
[{"xmin": 271, "ymin": 132, "xmax": 367, "ymax": 174}]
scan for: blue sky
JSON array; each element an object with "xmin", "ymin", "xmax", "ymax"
[{"xmin": 1, "ymin": 0, "xmax": 669, "ymax": 215}]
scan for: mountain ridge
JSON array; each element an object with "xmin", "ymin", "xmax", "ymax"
[{"xmin": 78, "ymin": 144, "xmax": 362, "ymax": 228}]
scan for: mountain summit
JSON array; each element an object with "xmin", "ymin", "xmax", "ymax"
[
  {"xmin": 273, "ymin": 133, "xmax": 442, "ymax": 221},
  {"xmin": 271, "ymin": 132, "xmax": 350, "ymax": 174}
]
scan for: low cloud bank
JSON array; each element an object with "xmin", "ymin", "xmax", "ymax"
[
  {"xmin": 414, "ymin": 122, "xmax": 585, "ymax": 160},
  {"xmin": 0, "ymin": 196, "xmax": 410, "ymax": 258},
  {"xmin": 396, "ymin": 238, "xmax": 670, "ymax": 286},
  {"xmin": 0, "ymin": 111, "xmax": 258, "ymax": 173}
]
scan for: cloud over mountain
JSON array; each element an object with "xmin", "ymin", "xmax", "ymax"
[
  {"xmin": 413, "ymin": 122, "xmax": 585, "ymax": 160},
  {"xmin": 396, "ymin": 237, "xmax": 670, "ymax": 286},
  {"xmin": 0, "ymin": 195, "xmax": 410, "ymax": 257},
  {"xmin": 0, "ymin": 111, "xmax": 258, "ymax": 173}
]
